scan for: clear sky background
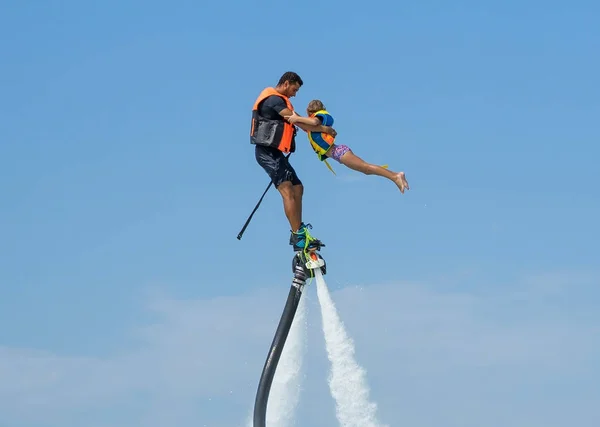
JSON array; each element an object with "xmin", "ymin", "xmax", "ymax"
[{"xmin": 1, "ymin": 0, "xmax": 599, "ymax": 426}]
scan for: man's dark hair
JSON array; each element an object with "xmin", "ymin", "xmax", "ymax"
[{"xmin": 277, "ymin": 71, "xmax": 303, "ymax": 87}]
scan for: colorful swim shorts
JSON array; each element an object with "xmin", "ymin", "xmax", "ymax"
[{"xmin": 328, "ymin": 144, "xmax": 351, "ymax": 162}]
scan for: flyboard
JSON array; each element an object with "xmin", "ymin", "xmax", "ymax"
[{"xmin": 253, "ymin": 244, "xmax": 326, "ymax": 427}]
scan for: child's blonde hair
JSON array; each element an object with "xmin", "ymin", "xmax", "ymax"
[{"xmin": 307, "ymin": 99, "xmax": 325, "ymax": 115}]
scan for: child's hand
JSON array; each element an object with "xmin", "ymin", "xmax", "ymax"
[{"xmin": 285, "ymin": 111, "xmax": 300, "ymax": 124}]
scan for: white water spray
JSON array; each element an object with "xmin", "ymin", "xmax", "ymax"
[
  {"xmin": 314, "ymin": 270, "xmax": 387, "ymax": 427},
  {"xmin": 264, "ymin": 289, "xmax": 308, "ymax": 427}
]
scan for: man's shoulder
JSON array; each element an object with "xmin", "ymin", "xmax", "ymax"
[
  {"xmin": 260, "ymin": 95, "xmax": 287, "ymax": 115},
  {"xmin": 262, "ymin": 94, "xmax": 286, "ymax": 106}
]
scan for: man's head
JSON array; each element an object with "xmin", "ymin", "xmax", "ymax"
[
  {"xmin": 306, "ymin": 99, "xmax": 325, "ymax": 115},
  {"xmin": 276, "ymin": 71, "xmax": 303, "ymax": 98}
]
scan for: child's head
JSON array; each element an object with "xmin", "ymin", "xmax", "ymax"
[{"xmin": 306, "ymin": 99, "xmax": 325, "ymax": 115}]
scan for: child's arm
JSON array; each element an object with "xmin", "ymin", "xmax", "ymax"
[
  {"xmin": 296, "ymin": 122, "xmax": 337, "ymax": 137},
  {"xmin": 285, "ymin": 110, "xmax": 323, "ymax": 126},
  {"xmin": 277, "ymin": 109, "xmax": 336, "ymax": 136},
  {"xmin": 286, "ymin": 111, "xmax": 336, "ymax": 135},
  {"xmin": 286, "ymin": 114, "xmax": 321, "ymax": 126}
]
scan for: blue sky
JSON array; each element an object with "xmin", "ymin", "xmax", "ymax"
[{"xmin": 1, "ymin": 0, "xmax": 599, "ymax": 426}]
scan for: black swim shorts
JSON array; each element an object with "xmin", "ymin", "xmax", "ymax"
[{"xmin": 255, "ymin": 145, "xmax": 302, "ymax": 187}]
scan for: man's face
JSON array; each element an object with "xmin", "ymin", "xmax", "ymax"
[{"xmin": 283, "ymin": 81, "xmax": 301, "ymax": 98}]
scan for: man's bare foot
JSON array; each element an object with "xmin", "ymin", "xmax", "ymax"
[{"xmin": 393, "ymin": 172, "xmax": 410, "ymax": 193}]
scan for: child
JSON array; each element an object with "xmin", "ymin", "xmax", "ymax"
[{"xmin": 286, "ymin": 100, "xmax": 410, "ymax": 194}]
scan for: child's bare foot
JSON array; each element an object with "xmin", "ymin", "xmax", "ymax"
[{"xmin": 393, "ymin": 172, "xmax": 410, "ymax": 193}]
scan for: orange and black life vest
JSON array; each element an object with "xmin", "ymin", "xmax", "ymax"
[{"xmin": 250, "ymin": 87, "xmax": 296, "ymax": 153}]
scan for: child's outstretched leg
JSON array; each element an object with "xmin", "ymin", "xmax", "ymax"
[{"xmin": 329, "ymin": 144, "xmax": 410, "ymax": 193}]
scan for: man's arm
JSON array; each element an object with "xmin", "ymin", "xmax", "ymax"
[
  {"xmin": 284, "ymin": 110, "xmax": 337, "ymax": 136},
  {"xmin": 284, "ymin": 111, "xmax": 321, "ymax": 126},
  {"xmin": 268, "ymin": 100, "xmax": 336, "ymax": 136},
  {"xmin": 277, "ymin": 107, "xmax": 320, "ymax": 125},
  {"xmin": 295, "ymin": 122, "xmax": 337, "ymax": 137}
]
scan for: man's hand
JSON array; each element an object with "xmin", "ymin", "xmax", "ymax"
[{"xmin": 322, "ymin": 126, "xmax": 337, "ymax": 138}]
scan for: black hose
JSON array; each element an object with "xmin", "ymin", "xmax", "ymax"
[
  {"xmin": 253, "ymin": 262, "xmax": 307, "ymax": 426},
  {"xmin": 252, "ymin": 252, "xmax": 326, "ymax": 426}
]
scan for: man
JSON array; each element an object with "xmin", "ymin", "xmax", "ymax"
[{"xmin": 250, "ymin": 71, "xmax": 337, "ymax": 252}]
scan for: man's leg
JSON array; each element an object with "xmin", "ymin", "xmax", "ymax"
[
  {"xmin": 279, "ymin": 162, "xmax": 324, "ymax": 252},
  {"xmin": 276, "ymin": 181, "xmax": 302, "ymax": 232},
  {"xmin": 293, "ymin": 183, "xmax": 303, "ymax": 229},
  {"xmin": 255, "ymin": 145, "xmax": 323, "ymax": 251},
  {"xmin": 275, "ymin": 157, "xmax": 306, "ymax": 233},
  {"xmin": 255, "ymin": 145, "xmax": 303, "ymax": 231}
]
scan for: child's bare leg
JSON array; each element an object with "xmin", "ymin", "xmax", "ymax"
[
  {"xmin": 340, "ymin": 151, "xmax": 395, "ymax": 178},
  {"xmin": 339, "ymin": 151, "xmax": 410, "ymax": 193}
]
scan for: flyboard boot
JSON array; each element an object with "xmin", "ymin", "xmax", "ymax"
[{"xmin": 290, "ymin": 222, "xmax": 326, "ymax": 277}]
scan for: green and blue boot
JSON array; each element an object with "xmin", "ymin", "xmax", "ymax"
[{"xmin": 289, "ymin": 222, "xmax": 325, "ymax": 253}]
